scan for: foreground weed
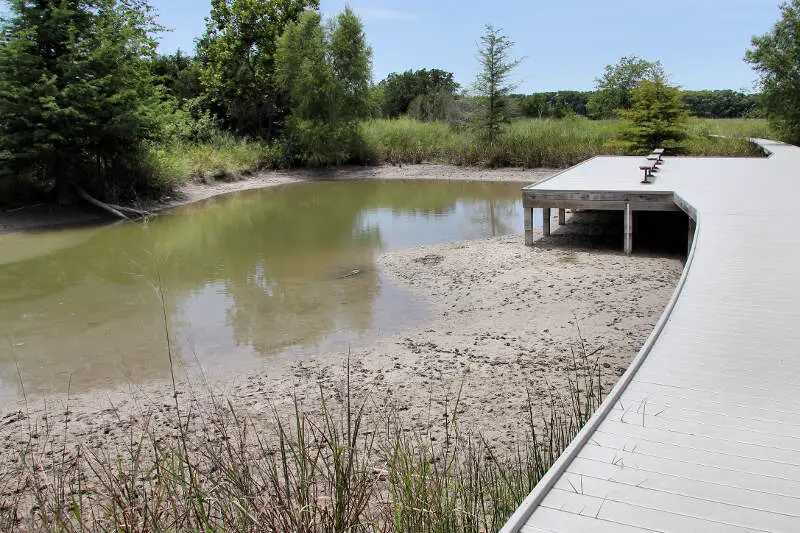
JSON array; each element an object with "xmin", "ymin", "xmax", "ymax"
[{"xmin": 0, "ymin": 328, "xmax": 605, "ymax": 532}]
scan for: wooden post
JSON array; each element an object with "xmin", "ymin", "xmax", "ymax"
[
  {"xmin": 624, "ymin": 203, "xmax": 633, "ymax": 255},
  {"xmin": 543, "ymin": 208, "xmax": 551, "ymax": 237},
  {"xmin": 524, "ymin": 207, "xmax": 533, "ymax": 246},
  {"xmin": 558, "ymin": 208, "xmax": 566, "ymax": 225}
]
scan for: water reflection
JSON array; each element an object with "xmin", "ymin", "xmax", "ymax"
[{"xmin": 0, "ymin": 180, "xmax": 525, "ymax": 398}]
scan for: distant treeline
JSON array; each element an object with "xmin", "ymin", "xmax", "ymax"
[
  {"xmin": 510, "ymin": 90, "xmax": 761, "ymax": 120},
  {"xmin": 372, "ymin": 68, "xmax": 761, "ymax": 122}
]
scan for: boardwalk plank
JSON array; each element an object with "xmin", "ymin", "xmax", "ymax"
[{"xmin": 508, "ymin": 142, "xmax": 800, "ymax": 532}]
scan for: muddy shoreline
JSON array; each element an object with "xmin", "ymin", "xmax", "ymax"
[
  {"xmin": 0, "ymin": 197, "xmax": 683, "ymax": 453},
  {"xmin": 0, "ymin": 164, "xmax": 557, "ymax": 234}
]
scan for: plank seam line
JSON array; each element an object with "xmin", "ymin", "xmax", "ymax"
[
  {"xmin": 536, "ymin": 503, "xmax": 663, "ymax": 533},
  {"xmin": 570, "ymin": 455, "xmax": 800, "ymax": 501},
  {"xmin": 544, "ymin": 488, "xmax": 773, "ymax": 533},
  {"xmin": 635, "ymin": 367, "xmax": 800, "ymax": 388},
  {"xmin": 596, "ymin": 421, "xmax": 800, "ymax": 457},
  {"xmin": 631, "ymin": 377, "xmax": 800, "ymax": 404},
  {"xmin": 610, "ymin": 402, "xmax": 800, "ymax": 431},
  {"xmin": 593, "ymin": 429, "xmax": 800, "ymax": 468},
  {"xmin": 609, "ymin": 409, "xmax": 800, "ymax": 443},
  {"xmin": 585, "ymin": 442, "xmax": 800, "ymax": 483},
  {"xmin": 614, "ymin": 394, "xmax": 800, "ymax": 420},
  {"xmin": 562, "ymin": 467, "xmax": 800, "ymax": 515},
  {"xmin": 498, "ymin": 197, "xmax": 703, "ymax": 533}
]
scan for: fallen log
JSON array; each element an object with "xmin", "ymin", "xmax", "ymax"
[
  {"xmin": 106, "ymin": 203, "xmax": 152, "ymax": 218},
  {"xmin": 72, "ymin": 184, "xmax": 129, "ymax": 220}
]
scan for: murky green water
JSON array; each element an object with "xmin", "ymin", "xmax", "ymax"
[{"xmin": 0, "ymin": 180, "xmax": 532, "ymax": 399}]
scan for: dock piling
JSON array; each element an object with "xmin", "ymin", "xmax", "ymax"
[
  {"xmin": 543, "ymin": 208, "xmax": 551, "ymax": 237},
  {"xmin": 524, "ymin": 208, "xmax": 533, "ymax": 245},
  {"xmin": 624, "ymin": 203, "xmax": 633, "ymax": 255}
]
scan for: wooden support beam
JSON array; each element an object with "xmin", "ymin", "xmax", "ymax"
[
  {"xmin": 524, "ymin": 199, "xmax": 679, "ymax": 211},
  {"xmin": 624, "ymin": 203, "xmax": 633, "ymax": 255},
  {"xmin": 524, "ymin": 207, "xmax": 533, "ymax": 246},
  {"xmin": 543, "ymin": 208, "xmax": 551, "ymax": 237},
  {"xmin": 522, "ymin": 190, "xmax": 680, "ymax": 212},
  {"xmin": 558, "ymin": 208, "xmax": 566, "ymax": 225}
]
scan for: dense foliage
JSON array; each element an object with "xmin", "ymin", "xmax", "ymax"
[
  {"xmin": 0, "ymin": 0, "xmax": 166, "ymax": 202},
  {"xmin": 198, "ymin": 0, "xmax": 319, "ymax": 138},
  {"xmin": 151, "ymin": 50, "xmax": 203, "ymax": 105},
  {"xmin": 377, "ymin": 69, "xmax": 459, "ymax": 121},
  {"xmin": 746, "ymin": 0, "xmax": 800, "ymax": 143}
]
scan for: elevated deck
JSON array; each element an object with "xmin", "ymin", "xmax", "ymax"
[{"xmin": 505, "ymin": 140, "xmax": 800, "ymax": 532}]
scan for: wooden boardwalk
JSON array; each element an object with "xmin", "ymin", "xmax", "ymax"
[{"xmin": 502, "ymin": 140, "xmax": 800, "ymax": 532}]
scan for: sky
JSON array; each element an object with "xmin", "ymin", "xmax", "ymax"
[{"xmin": 151, "ymin": 0, "xmax": 782, "ymax": 93}]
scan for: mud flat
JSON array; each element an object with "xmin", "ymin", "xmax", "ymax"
[{"xmin": 0, "ymin": 212, "xmax": 683, "ymax": 452}]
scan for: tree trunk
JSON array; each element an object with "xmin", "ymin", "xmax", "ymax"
[{"xmin": 55, "ymin": 156, "xmax": 72, "ymax": 206}]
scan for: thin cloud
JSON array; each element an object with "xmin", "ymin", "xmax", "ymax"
[{"xmin": 359, "ymin": 8, "xmax": 420, "ymax": 22}]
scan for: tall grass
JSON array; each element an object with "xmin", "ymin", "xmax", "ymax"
[
  {"xmin": 145, "ymin": 133, "xmax": 281, "ymax": 190},
  {"xmin": 0, "ymin": 348, "xmax": 604, "ymax": 531},
  {"xmin": 360, "ymin": 116, "xmax": 625, "ymax": 168},
  {"xmin": 361, "ymin": 117, "xmax": 776, "ymax": 167},
  {"xmin": 686, "ymin": 117, "xmax": 774, "ymax": 139},
  {"xmin": 136, "ymin": 117, "xmax": 776, "ymax": 195}
]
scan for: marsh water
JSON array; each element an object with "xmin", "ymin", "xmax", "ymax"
[{"xmin": 0, "ymin": 180, "xmax": 535, "ymax": 400}]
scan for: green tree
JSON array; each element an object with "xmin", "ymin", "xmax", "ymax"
[
  {"xmin": 587, "ymin": 56, "xmax": 663, "ymax": 119},
  {"xmin": 473, "ymin": 25, "xmax": 522, "ymax": 142},
  {"xmin": 407, "ymin": 70, "xmax": 460, "ymax": 122},
  {"xmin": 745, "ymin": 0, "xmax": 800, "ymax": 143},
  {"xmin": 518, "ymin": 91, "xmax": 593, "ymax": 118},
  {"xmin": 150, "ymin": 51, "xmax": 220, "ymax": 142},
  {"xmin": 0, "ymin": 0, "xmax": 165, "ymax": 203},
  {"xmin": 378, "ymin": 68, "xmax": 459, "ymax": 120},
  {"xmin": 680, "ymin": 90, "xmax": 761, "ymax": 119},
  {"xmin": 330, "ymin": 7, "xmax": 372, "ymax": 122},
  {"xmin": 378, "ymin": 71, "xmax": 418, "ymax": 117},
  {"xmin": 151, "ymin": 50, "xmax": 203, "ymax": 105},
  {"xmin": 275, "ymin": 7, "xmax": 372, "ymax": 166},
  {"xmin": 619, "ymin": 73, "xmax": 688, "ymax": 152},
  {"xmin": 517, "ymin": 93, "xmax": 550, "ymax": 118},
  {"xmin": 199, "ymin": 0, "xmax": 318, "ymax": 139}
]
